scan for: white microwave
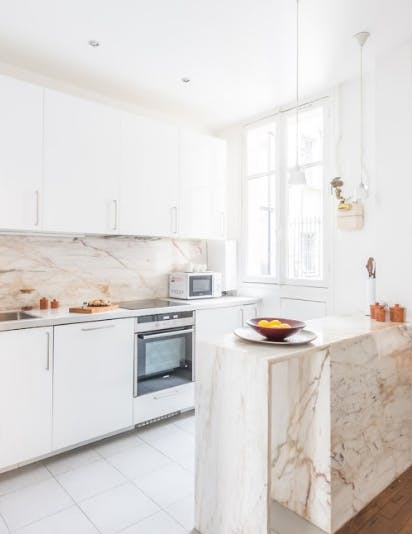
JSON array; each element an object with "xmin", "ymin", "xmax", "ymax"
[{"xmin": 169, "ymin": 272, "xmax": 222, "ymax": 299}]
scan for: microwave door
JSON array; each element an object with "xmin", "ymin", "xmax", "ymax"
[{"xmin": 190, "ymin": 275, "xmax": 213, "ymax": 297}]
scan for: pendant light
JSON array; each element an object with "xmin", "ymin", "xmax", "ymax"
[
  {"xmin": 354, "ymin": 31, "xmax": 370, "ymax": 199},
  {"xmin": 289, "ymin": 0, "xmax": 306, "ymax": 186}
]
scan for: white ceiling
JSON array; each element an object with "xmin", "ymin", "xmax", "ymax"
[{"xmin": 0, "ymin": 0, "xmax": 411, "ymax": 130}]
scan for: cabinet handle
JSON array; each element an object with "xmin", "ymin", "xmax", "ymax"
[
  {"xmin": 112, "ymin": 200, "xmax": 118, "ymax": 231},
  {"xmin": 240, "ymin": 307, "xmax": 245, "ymax": 327},
  {"xmin": 171, "ymin": 206, "xmax": 178, "ymax": 234},
  {"xmin": 34, "ymin": 190, "xmax": 40, "ymax": 227},
  {"xmin": 153, "ymin": 390, "xmax": 179, "ymax": 400},
  {"xmin": 81, "ymin": 324, "xmax": 116, "ymax": 332},
  {"xmin": 45, "ymin": 331, "xmax": 50, "ymax": 370}
]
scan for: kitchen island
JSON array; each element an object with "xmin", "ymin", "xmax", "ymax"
[{"xmin": 195, "ymin": 316, "xmax": 412, "ymax": 534}]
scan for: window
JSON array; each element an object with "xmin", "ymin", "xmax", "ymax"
[{"xmin": 243, "ymin": 101, "xmax": 327, "ymax": 284}]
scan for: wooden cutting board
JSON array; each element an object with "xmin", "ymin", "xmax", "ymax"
[{"xmin": 69, "ymin": 304, "xmax": 119, "ymax": 314}]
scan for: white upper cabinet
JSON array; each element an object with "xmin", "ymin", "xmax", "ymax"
[
  {"xmin": 179, "ymin": 130, "xmax": 227, "ymax": 239},
  {"xmin": 43, "ymin": 90, "xmax": 121, "ymax": 234},
  {"xmin": 0, "ymin": 76, "xmax": 43, "ymax": 231},
  {"xmin": 120, "ymin": 114, "xmax": 179, "ymax": 236}
]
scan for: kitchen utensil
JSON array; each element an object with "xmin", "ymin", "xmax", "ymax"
[
  {"xmin": 247, "ymin": 317, "xmax": 306, "ymax": 341},
  {"xmin": 234, "ymin": 327, "xmax": 316, "ymax": 346}
]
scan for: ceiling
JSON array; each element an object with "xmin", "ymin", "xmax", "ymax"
[{"xmin": 0, "ymin": 0, "xmax": 411, "ymax": 130}]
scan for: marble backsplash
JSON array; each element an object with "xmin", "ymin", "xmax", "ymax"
[{"xmin": 0, "ymin": 235, "xmax": 206, "ymax": 311}]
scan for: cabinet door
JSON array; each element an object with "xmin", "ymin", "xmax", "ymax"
[
  {"xmin": 242, "ymin": 304, "xmax": 258, "ymax": 326},
  {"xmin": 120, "ymin": 114, "xmax": 179, "ymax": 236},
  {"xmin": 53, "ymin": 319, "xmax": 134, "ymax": 449},
  {"xmin": 196, "ymin": 306, "xmax": 243, "ymax": 342},
  {"xmin": 43, "ymin": 90, "xmax": 121, "ymax": 234},
  {"xmin": 0, "ymin": 76, "xmax": 43, "ymax": 231},
  {"xmin": 179, "ymin": 131, "xmax": 227, "ymax": 239},
  {"xmin": 0, "ymin": 328, "xmax": 52, "ymax": 470}
]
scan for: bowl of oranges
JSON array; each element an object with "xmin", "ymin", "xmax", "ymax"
[{"xmin": 247, "ymin": 317, "xmax": 306, "ymax": 341}]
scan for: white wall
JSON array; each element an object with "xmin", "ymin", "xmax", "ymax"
[{"xmin": 221, "ymin": 40, "xmax": 412, "ymax": 320}]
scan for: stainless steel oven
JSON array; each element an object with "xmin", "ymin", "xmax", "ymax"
[{"xmin": 133, "ymin": 311, "xmax": 194, "ymax": 397}]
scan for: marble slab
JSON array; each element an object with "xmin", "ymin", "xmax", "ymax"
[
  {"xmin": 195, "ymin": 317, "xmax": 412, "ymax": 534},
  {"xmin": 0, "ymin": 234, "xmax": 205, "ymax": 310}
]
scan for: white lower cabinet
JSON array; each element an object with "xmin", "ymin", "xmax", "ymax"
[
  {"xmin": 53, "ymin": 319, "xmax": 134, "ymax": 450},
  {"xmin": 0, "ymin": 327, "xmax": 53, "ymax": 471},
  {"xmin": 195, "ymin": 304, "xmax": 258, "ymax": 342},
  {"xmin": 133, "ymin": 383, "xmax": 194, "ymax": 425}
]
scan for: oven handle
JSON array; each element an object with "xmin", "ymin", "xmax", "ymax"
[{"xmin": 138, "ymin": 328, "xmax": 194, "ymax": 340}]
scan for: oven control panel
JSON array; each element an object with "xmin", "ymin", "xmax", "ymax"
[{"xmin": 135, "ymin": 311, "xmax": 194, "ymax": 333}]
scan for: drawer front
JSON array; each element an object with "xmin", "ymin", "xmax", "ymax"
[{"xmin": 133, "ymin": 382, "xmax": 194, "ymax": 424}]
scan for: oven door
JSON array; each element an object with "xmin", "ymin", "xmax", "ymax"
[
  {"xmin": 189, "ymin": 274, "xmax": 213, "ymax": 298},
  {"xmin": 134, "ymin": 328, "xmax": 193, "ymax": 397}
]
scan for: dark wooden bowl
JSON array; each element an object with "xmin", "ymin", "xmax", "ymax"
[{"xmin": 247, "ymin": 317, "xmax": 306, "ymax": 341}]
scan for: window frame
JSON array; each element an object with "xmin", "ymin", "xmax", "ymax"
[{"xmin": 241, "ymin": 97, "xmax": 331, "ymax": 288}]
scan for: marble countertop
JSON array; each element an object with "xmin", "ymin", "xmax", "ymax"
[
  {"xmin": 215, "ymin": 315, "xmax": 404, "ymax": 365},
  {"xmin": 0, "ymin": 295, "xmax": 260, "ymax": 332}
]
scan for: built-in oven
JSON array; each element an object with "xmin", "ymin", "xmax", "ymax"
[{"xmin": 133, "ymin": 311, "xmax": 194, "ymax": 397}]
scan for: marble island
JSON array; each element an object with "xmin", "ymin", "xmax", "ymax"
[{"xmin": 195, "ymin": 316, "xmax": 412, "ymax": 534}]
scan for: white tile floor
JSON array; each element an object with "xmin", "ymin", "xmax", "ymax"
[{"xmin": 0, "ymin": 412, "xmax": 196, "ymax": 534}]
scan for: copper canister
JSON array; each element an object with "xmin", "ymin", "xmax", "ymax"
[
  {"xmin": 370, "ymin": 302, "xmax": 379, "ymax": 319},
  {"xmin": 389, "ymin": 304, "xmax": 405, "ymax": 323},
  {"xmin": 375, "ymin": 305, "xmax": 386, "ymax": 322},
  {"xmin": 50, "ymin": 299, "xmax": 60, "ymax": 309},
  {"xmin": 39, "ymin": 297, "xmax": 49, "ymax": 310}
]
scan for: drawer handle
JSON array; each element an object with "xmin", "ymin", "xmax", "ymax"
[
  {"xmin": 153, "ymin": 390, "xmax": 179, "ymax": 400},
  {"xmin": 81, "ymin": 324, "xmax": 116, "ymax": 332}
]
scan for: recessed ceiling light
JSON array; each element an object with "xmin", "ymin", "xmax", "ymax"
[
  {"xmin": 88, "ymin": 40, "xmax": 100, "ymax": 48},
  {"xmin": 181, "ymin": 77, "xmax": 191, "ymax": 83}
]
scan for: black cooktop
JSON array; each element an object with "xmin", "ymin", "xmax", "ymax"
[{"xmin": 119, "ymin": 299, "xmax": 187, "ymax": 310}]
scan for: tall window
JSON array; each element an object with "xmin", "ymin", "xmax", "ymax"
[{"xmin": 244, "ymin": 102, "xmax": 327, "ymax": 284}]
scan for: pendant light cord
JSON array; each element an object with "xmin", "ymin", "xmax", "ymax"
[
  {"xmin": 360, "ymin": 41, "xmax": 364, "ymax": 186},
  {"xmin": 296, "ymin": 0, "xmax": 300, "ymax": 169}
]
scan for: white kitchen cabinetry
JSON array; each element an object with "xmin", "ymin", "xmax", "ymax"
[
  {"xmin": 179, "ymin": 130, "xmax": 227, "ymax": 239},
  {"xmin": 43, "ymin": 90, "xmax": 121, "ymax": 234},
  {"xmin": 53, "ymin": 319, "xmax": 134, "ymax": 450},
  {"xmin": 0, "ymin": 76, "xmax": 43, "ymax": 231},
  {"xmin": 120, "ymin": 114, "xmax": 179, "ymax": 236},
  {"xmin": 0, "ymin": 327, "xmax": 53, "ymax": 471},
  {"xmin": 134, "ymin": 383, "xmax": 194, "ymax": 425},
  {"xmin": 195, "ymin": 304, "xmax": 258, "ymax": 342}
]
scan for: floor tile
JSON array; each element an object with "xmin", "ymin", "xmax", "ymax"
[
  {"xmin": 166, "ymin": 494, "xmax": 195, "ymax": 532},
  {"xmin": 13, "ymin": 506, "xmax": 99, "ymax": 534},
  {"xmin": 107, "ymin": 442, "xmax": 170, "ymax": 479},
  {"xmin": 80, "ymin": 483, "xmax": 159, "ymax": 534},
  {"xmin": 172, "ymin": 413, "xmax": 195, "ymax": 436},
  {"xmin": 0, "ymin": 478, "xmax": 72, "ymax": 531},
  {"xmin": 0, "ymin": 464, "xmax": 51, "ymax": 497},
  {"xmin": 133, "ymin": 463, "xmax": 193, "ymax": 507},
  {"xmin": 148, "ymin": 429, "xmax": 195, "ymax": 467},
  {"xmin": 45, "ymin": 447, "xmax": 101, "ymax": 476},
  {"xmin": 94, "ymin": 432, "xmax": 144, "ymax": 459},
  {"xmin": 136, "ymin": 422, "xmax": 178, "ymax": 446},
  {"xmin": 57, "ymin": 459, "xmax": 126, "ymax": 502},
  {"xmin": 0, "ymin": 516, "xmax": 8, "ymax": 534},
  {"xmin": 121, "ymin": 511, "xmax": 187, "ymax": 534}
]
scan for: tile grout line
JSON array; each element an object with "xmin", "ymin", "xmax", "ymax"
[{"xmin": 43, "ymin": 461, "xmax": 104, "ymax": 534}]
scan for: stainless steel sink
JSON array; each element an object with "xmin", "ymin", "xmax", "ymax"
[{"xmin": 0, "ymin": 311, "xmax": 37, "ymax": 322}]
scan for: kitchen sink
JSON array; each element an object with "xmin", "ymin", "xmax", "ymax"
[{"xmin": 0, "ymin": 311, "xmax": 37, "ymax": 322}]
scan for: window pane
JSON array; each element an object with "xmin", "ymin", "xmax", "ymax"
[
  {"xmin": 246, "ymin": 121, "xmax": 276, "ymax": 175},
  {"xmin": 287, "ymin": 106, "xmax": 324, "ymax": 168},
  {"xmin": 246, "ymin": 175, "xmax": 276, "ymax": 277},
  {"xmin": 287, "ymin": 165, "xmax": 323, "ymax": 280}
]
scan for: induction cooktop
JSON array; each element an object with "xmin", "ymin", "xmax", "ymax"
[{"xmin": 119, "ymin": 299, "xmax": 188, "ymax": 310}]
